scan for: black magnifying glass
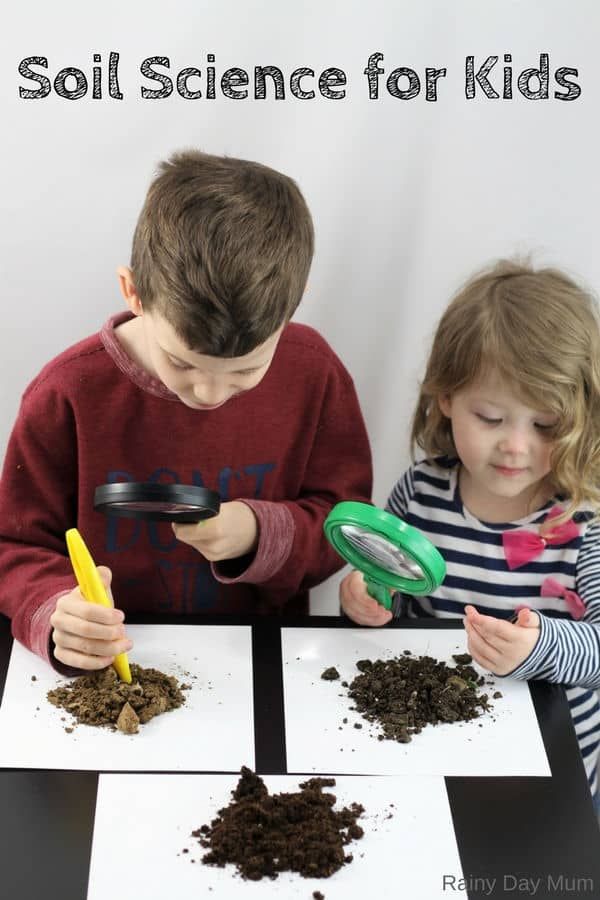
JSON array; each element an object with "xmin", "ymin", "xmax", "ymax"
[{"xmin": 93, "ymin": 483, "xmax": 221, "ymax": 523}]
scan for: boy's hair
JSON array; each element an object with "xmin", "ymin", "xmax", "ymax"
[
  {"xmin": 411, "ymin": 259, "xmax": 600, "ymax": 519},
  {"xmin": 130, "ymin": 149, "xmax": 314, "ymax": 356}
]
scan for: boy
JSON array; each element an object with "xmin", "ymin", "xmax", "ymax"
[{"xmin": 0, "ymin": 150, "xmax": 372, "ymax": 674}]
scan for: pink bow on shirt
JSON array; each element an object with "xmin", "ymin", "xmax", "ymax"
[
  {"xmin": 502, "ymin": 506, "xmax": 580, "ymax": 570},
  {"xmin": 541, "ymin": 576, "xmax": 586, "ymax": 620}
]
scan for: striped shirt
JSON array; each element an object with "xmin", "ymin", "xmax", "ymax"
[{"xmin": 386, "ymin": 458, "xmax": 600, "ymax": 800}]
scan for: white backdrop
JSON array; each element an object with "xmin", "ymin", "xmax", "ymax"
[{"xmin": 2, "ymin": 1, "xmax": 599, "ymax": 613}]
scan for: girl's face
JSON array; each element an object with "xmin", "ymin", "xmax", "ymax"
[{"xmin": 439, "ymin": 370, "xmax": 559, "ymax": 522}]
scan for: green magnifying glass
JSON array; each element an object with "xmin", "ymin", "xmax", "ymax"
[{"xmin": 324, "ymin": 501, "xmax": 446, "ymax": 611}]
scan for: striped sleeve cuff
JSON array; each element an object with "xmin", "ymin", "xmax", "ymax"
[{"xmin": 507, "ymin": 614, "xmax": 600, "ymax": 687}]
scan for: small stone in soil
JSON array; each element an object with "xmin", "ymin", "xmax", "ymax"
[
  {"xmin": 321, "ymin": 667, "xmax": 340, "ymax": 681},
  {"xmin": 116, "ymin": 701, "xmax": 140, "ymax": 734}
]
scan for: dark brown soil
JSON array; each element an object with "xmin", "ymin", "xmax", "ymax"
[
  {"xmin": 193, "ymin": 767, "xmax": 364, "ymax": 881},
  {"xmin": 324, "ymin": 651, "xmax": 495, "ymax": 742},
  {"xmin": 46, "ymin": 663, "xmax": 186, "ymax": 733}
]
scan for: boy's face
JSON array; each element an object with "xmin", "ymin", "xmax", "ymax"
[{"xmin": 140, "ymin": 310, "xmax": 283, "ymax": 411}]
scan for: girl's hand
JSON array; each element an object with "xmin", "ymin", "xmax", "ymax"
[
  {"xmin": 50, "ymin": 567, "xmax": 133, "ymax": 670},
  {"xmin": 340, "ymin": 569, "xmax": 393, "ymax": 626},
  {"xmin": 462, "ymin": 604, "xmax": 540, "ymax": 675}
]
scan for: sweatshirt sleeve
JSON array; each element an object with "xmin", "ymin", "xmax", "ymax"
[
  {"xmin": 213, "ymin": 358, "xmax": 372, "ymax": 593},
  {"xmin": 506, "ymin": 521, "xmax": 600, "ymax": 686},
  {"xmin": 0, "ymin": 380, "xmax": 79, "ymax": 660}
]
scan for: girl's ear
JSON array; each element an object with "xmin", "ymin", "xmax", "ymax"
[
  {"xmin": 438, "ymin": 394, "xmax": 452, "ymax": 417},
  {"xmin": 117, "ymin": 266, "xmax": 143, "ymax": 316}
]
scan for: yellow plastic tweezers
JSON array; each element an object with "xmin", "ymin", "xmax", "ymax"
[{"xmin": 65, "ymin": 528, "xmax": 132, "ymax": 683}]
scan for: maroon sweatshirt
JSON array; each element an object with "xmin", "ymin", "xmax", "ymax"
[{"xmin": 0, "ymin": 313, "xmax": 372, "ymax": 667}]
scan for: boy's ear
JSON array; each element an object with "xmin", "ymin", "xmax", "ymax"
[
  {"xmin": 438, "ymin": 394, "xmax": 452, "ymax": 417},
  {"xmin": 117, "ymin": 266, "xmax": 143, "ymax": 316}
]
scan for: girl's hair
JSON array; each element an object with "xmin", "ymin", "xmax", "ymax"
[{"xmin": 411, "ymin": 259, "xmax": 600, "ymax": 521}]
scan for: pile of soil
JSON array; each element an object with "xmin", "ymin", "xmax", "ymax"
[
  {"xmin": 47, "ymin": 663, "xmax": 187, "ymax": 734},
  {"xmin": 193, "ymin": 767, "xmax": 364, "ymax": 881},
  {"xmin": 323, "ymin": 651, "xmax": 499, "ymax": 742}
]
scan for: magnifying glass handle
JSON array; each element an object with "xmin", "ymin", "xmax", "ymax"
[{"xmin": 364, "ymin": 577, "xmax": 392, "ymax": 611}]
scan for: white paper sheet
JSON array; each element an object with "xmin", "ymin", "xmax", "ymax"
[
  {"xmin": 0, "ymin": 625, "xmax": 254, "ymax": 771},
  {"xmin": 88, "ymin": 773, "xmax": 462, "ymax": 900},
  {"xmin": 282, "ymin": 628, "xmax": 551, "ymax": 776}
]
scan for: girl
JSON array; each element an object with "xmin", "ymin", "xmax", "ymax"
[{"xmin": 341, "ymin": 259, "xmax": 600, "ymax": 805}]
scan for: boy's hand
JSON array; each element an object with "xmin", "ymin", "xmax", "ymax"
[
  {"xmin": 50, "ymin": 567, "xmax": 133, "ymax": 670},
  {"xmin": 340, "ymin": 569, "xmax": 393, "ymax": 626},
  {"xmin": 172, "ymin": 500, "xmax": 258, "ymax": 561},
  {"xmin": 463, "ymin": 604, "xmax": 540, "ymax": 676}
]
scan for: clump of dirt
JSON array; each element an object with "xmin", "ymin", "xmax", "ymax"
[
  {"xmin": 329, "ymin": 651, "xmax": 494, "ymax": 743},
  {"xmin": 193, "ymin": 767, "xmax": 364, "ymax": 881},
  {"xmin": 320, "ymin": 667, "xmax": 340, "ymax": 681},
  {"xmin": 46, "ymin": 663, "xmax": 186, "ymax": 733}
]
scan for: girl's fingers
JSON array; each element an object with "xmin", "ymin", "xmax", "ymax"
[
  {"xmin": 466, "ymin": 609, "xmax": 514, "ymax": 647},
  {"xmin": 342, "ymin": 597, "xmax": 392, "ymax": 627},
  {"xmin": 370, "ymin": 607, "xmax": 393, "ymax": 626},
  {"xmin": 465, "ymin": 626, "xmax": 499, "ymax": 669},
  {"xmin": 466, "ymin": 640, "xmax": 497, "ymax": 671},
  {"xmin": 516, "ymin": 608, "xmax": 540, "ymax": 629},
  {"xmin": 340, "ymin": 570, "xmax": 392, "ymax": 626}
]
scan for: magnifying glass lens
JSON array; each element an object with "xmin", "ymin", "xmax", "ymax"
[
  {"xmin": 340, "ymin": 524, "xmax": 424, "ymax": 578},
  {"xmin": 107, "ymin": 502, "xmax": 203, "ymax": 513},
  {"xmin": 93, "ymin": 483, "xmax": 221, "ymax": 523}
]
